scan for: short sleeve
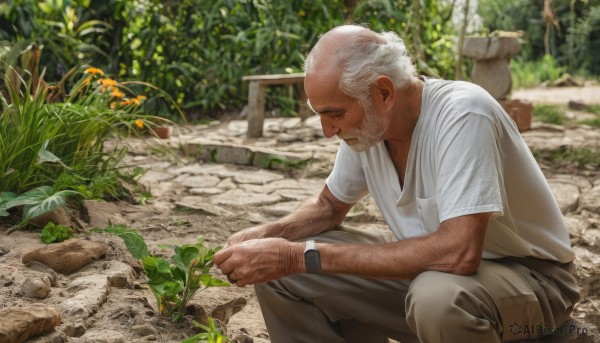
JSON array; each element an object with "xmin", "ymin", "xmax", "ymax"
[
  {"xmin": 435, "ymin": 112, "xmax": 505, "ymax": 222},
  {"xmin": 326, "ymin": 142, "xmax": 369, "ymax": 204}
]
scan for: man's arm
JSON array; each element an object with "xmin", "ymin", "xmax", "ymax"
[
  {"xmin": 215, "ymin": 203, "xmax": 489, "ymax": 286},
  {"xmin": 225, "ymin": 185, "xmax": 354, "ymax": 246},
  {"xmin": 319, "ymin": 212, "xmax": 490, "ymax": 279},
  {"xmin": 213, "ymin": 185, "xmax": 355, "ymax": 286}
]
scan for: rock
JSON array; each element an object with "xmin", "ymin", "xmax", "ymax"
[
  {"xmin": 233, "ymin": 334, "xmax": 254, "ymax": 343},
  {"xmin": 175, "ymin": 199, "xmax": 235, "ymax": 217},
  {"xmin": 78, "ymin": 329, "xmax": 126, "ymax": 343},
  {"xmin": 580, "ymin": 186, "xmax": 600, "ymax": 213},
  {"xmin": 61, "ymin": 322, "xmax": 86, "ymax": 337},
  {"xmin": 252, "ymin": 148, "xmax": 312, "ymax": 171},
  {"xmin": 0, "ymin": 245, "xmax": 10, "ymax": 256},
  {"xmin": 210, "ymin": 189, "xmax": 281, "ymax": 207},
  {"xmin": 26, "ymin": 330, "xmax": 68, "ymax": 343},
  {"xmin": 187, "ymin": 288, "xmax": 248, "ymax": 325},
  {"xmin": 101, "ymin": 260, "xmax": 137, "ymax": 288},
  {"xmin": 547, "ymin": 181, "xmax": 580, "ymax": 214},
  {"xmin": 573, "ymin": 246, "xmax": 600, "ymax": 298},
  {"xmin": 28, "ymin": 207, "xmax": 72, "ymax": 229},
  {"xmin": 544, "ymin": 74, "xmax": 584, "ymax": 87},
  {"xmin": 131, "ymin": 324, "xmax": 157, "ymax": 337},
  {"xmin": 581, "ymin": 229, "xmax": 600, "ymax": 255},
  {"xmin": 500, "ymin": 99, "xmax": 533, "ymax": 132},
  {"xmin": 138, "ymin": 170, "xmax": 176, "ymax": 184},
  {"xmin": 0, "ymin": 305, "xmax": 61, "ymax": 343},
  {"xmin": 569, "ymin": 100, "xmax": 590, "ymax": 111},
  {"xmin": 185, "ymin": 143, "xmax": 255, "ymax": 165},
  {"xmin": 563, "ymin": 216, "xmax": 588, "ymax": 245},
  {"xmin": 212, "ymin": 297, "xmax": 248, "ymax": 324},
  {"xmin": 61, "ymin": 274, "xmax": 111, "ymax": 318},
  {"xmin": 174, "ymin": 175, "xmax": 221, "ymax": 188},
  {"xmin": 26, "ymin": 261, "xmax": 58, "ymax": 286},
  {"xmin": 22, "ymin": 238, "xmax": 107, "ymax": 274},
  {"xmin": 21, "ymin": 276, "xmax": 52, "ymax": 298},
  {"xmin": 81, "ymin": 200, "xmax": 128, "ymax": 228}
]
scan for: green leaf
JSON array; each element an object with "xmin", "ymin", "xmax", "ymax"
[
  {"xmin": 37, "ymin": 140, "xmax": 67, "ymax": 167},
  {"xmin": 4, "ymin": 186, "xmax": 79, "ymax": 222},
  {"xmin": 0, "ymin": 192, "xmax": 17, "ymax": 217},
  {"xmin": 90, "ymin": 225, "xmax": 149, "ymax": 259},
  {"xmin": 40, "ymin": 222, "xmax": 74, "ymax": 244}
]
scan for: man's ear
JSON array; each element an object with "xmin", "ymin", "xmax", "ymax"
[{"xmin": 372, "ymin": 76, "xmax": 395, "ymax": 110}]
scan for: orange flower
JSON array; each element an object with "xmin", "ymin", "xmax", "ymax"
[
  {"xmin": 109, "ymin": 102, "xmax": 117, "ymax": 109},
  {"xmin": 111, "ymin": 90, "xmax": 125, "ymax": 99},
  {"xmin": 84, "ymin": 67, "xmax": 104, "ymax": 76},
  {"xmin": 130, "ymin": 98, "xmax": 141, "ymax": 106},
  {"xmin": 136, "ymin": 95, "xmax": 147, "ymax": 101},
  {"xmin": 98, "ymin": 78, "xmax": 117, "ymax": 92},
  {"xmin": 82, "ymin": 76, "xmax": 92, "ymax": 85},
  {"xmin": 135, "ymin": 119, "xmax": 144, "ymax": 129},
  {"xmin": 119, "ymin": 99, "xmax": 132, "ymax": 106}
]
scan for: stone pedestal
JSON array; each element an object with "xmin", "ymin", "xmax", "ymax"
[{"xmin": 463, "ymin": 36, "xmax": 521, "ymax": 100}]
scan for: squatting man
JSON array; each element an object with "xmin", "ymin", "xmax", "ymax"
[{"xmin": 213, "ymin": 25, "xmax": 580, "ymax": 343}]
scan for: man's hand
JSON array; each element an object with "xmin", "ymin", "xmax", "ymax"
[
  {"xmin": 213, "ymin": 238, "xmax": 304, "ymax": 287},
  {"xmin": 225, "ymin": 226, "xmax": 263, "ymax": 247}
]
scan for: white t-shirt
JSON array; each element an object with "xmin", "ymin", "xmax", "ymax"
[{"xmin": 326, "ymin": 78, "xmax": 574, "ymax": 262}]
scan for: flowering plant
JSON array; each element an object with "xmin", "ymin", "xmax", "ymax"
[{"xmin": 68, "ymin": 66, "xmax": 171, "ymax": 136}]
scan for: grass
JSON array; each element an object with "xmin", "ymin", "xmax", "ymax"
[
  {"xmin": 532, "ymin": 104, "xmax": 600, "ymax": 128},
  {"xmin": 533, "ymin": 147, "xmax": 600, "ymax": 168},
  {"xmin": 579, "ymin": 105, "xmax": 600, "ymax": 127},
  {"xmin": 533, "ymin": 104, "xmax": 567, "ymax": 125}
]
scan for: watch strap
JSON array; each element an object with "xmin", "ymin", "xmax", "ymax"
[{"xmin": 304, "ymin": 240, "xmax": 321, "ymax": 274}]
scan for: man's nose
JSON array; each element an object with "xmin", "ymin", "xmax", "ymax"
[{"xmin": 320, "ymin": 116, "xmax": 340, "ymax": 138}]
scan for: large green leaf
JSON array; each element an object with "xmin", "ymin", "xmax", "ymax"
[{"xmin": 4, "ymin": 186, "xmax": 78, "ymax": 222}]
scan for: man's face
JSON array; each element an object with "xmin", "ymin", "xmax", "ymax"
[
  {"xmin": 342, "ymin": 100, "xmax": 388, "ymax": 152},
  {"xmin": 305, "ymin": 72, "xmax": 388, "ymax": 152}
]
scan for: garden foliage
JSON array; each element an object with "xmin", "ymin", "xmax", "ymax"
[
  {"xmin": 0, "ymin": 0, "xmax": 461, "ymax": 119},
  {"xmin": 0, "ymin": 41, "xmax": 170, "ymax": 227}
]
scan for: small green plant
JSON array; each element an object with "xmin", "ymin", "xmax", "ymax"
[
  {"xmin": 181, "ymin": 318, "xmax": 229, "ymax": 343},
  {"xmin": 40, "ymin": 222, "xmax": 74, "ymax": 244},
  {"xmin": 533, "ymin": 104, "xmax": 566, "ymax": 125},
  {"xmin": 90, "ymin": 225, "xmax": 229, "ymax": 323}
]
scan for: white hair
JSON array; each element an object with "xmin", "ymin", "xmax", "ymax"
[{"xmin": 305, "ymin": 27, "xmax": 417, "ymax": 105}]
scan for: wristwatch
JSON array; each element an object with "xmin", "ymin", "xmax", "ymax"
[{"xmin": 304, "ymin": 240, "xmax": 321, "ymax": 274}]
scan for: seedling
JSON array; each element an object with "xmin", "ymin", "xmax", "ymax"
[
  {"xmin": 91, "ymin": 225, "xmax": 229, "ymax": 322},
  {"xmin": 181, "ymin": 318, "xmax": 229, "ymax": 343}
]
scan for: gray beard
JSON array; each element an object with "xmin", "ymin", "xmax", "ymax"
[{"xmin": 349, "ymin": 104, "xmax": 388, "ymax": 152}]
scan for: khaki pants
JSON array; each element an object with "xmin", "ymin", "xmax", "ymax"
[{"xmin": 254, "ymin": 226, "xmax": 580, "ymax": 343}]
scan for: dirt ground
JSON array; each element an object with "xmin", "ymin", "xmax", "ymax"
[{"xmin": 1, "ymin": 83, "xmax": 600, "ymax": 343}]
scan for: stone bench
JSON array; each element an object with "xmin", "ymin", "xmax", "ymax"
[{"xmin": 243, "ymin": 73, "xmax": 311, "ymax": 138}]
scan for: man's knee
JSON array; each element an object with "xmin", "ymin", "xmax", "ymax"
[{"xmin": 405, "ymin": 271, "xmax": 496, "ymax": 331}]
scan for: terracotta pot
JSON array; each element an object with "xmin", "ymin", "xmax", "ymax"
[{"xmin": 151, "ymin": 126, "xmax": 172, "ymax": 139}]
